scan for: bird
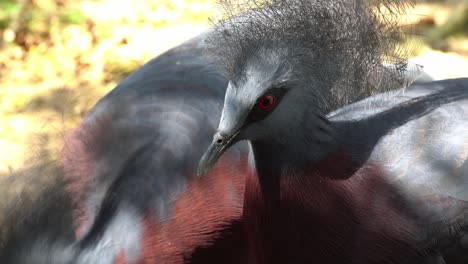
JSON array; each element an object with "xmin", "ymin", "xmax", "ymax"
[
  {"xmin": 1, "ymin": 1, "xmax": 467, "ymax": 264},
  {"xmin": 197, "ymin": 0, "xmax": 468, "ymax": 263}
]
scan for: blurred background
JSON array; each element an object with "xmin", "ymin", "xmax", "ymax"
[{"xmin": 0, "ymin": 0, "xmax": 467, "ymax": 175}]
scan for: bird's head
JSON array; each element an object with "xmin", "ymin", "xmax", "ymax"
[
  {"xmin": 197, "ymin": 43, "xmax": 341, "ymax": 176},
  {"xmin": 197, "ymin": 47, "xmax": 307, "ymax": 176},
  {"xmin": 197, "ymin": 0, "xmax": 414, "ymax": 176}
]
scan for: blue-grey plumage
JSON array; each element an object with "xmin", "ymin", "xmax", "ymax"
[
  {"xmin": 330, "ymin": 79, "xmax": 468, "ymax": 226},
  {"xmin": 199, "ymin": 0, "xmax": 468, "ymax": 263},
  {"xmin": 60, "ymin": 34, "xmax": 251, "ymax": 263},
  {"xmin": 1, "ymin": 34, "xmax": 249, "ymax": 264},
  {"xmin": 2, "ymin": 3, "xmax": 467, "ymax": 264},
  {"xmin": 4, "ymin": 34, "xmax": 466, "ymax": 263},
  {"xmin": 201, "ymin": 77, "xmax": 468, "ymax": 263}
]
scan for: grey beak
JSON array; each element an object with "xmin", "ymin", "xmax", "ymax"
[{"xmin": 197, "ymin": 131, "xmax": 240, "ymax": 177}]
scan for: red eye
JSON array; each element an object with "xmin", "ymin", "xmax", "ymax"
[{"xmin": 258, "ymin": 95, "xmax": 275, "ymax": 110}]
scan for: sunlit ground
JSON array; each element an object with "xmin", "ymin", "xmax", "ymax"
[
  {"xmin": 0, "ymin": 0, "xmax": 215, "ymax": 174},
  {"xmin": 0, "ymin": 0, "xmax": 467, "ymax": 175}
]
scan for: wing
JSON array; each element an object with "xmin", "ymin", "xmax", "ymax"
[
  {"xmin": 62, "ymin": 33, "xmax": 249, "ymax": 263},
  {"xmin": 370, "ymin": 80, "xmax": 468, "ymax": 262},
  {"xmin": 336, "ymin": 79, "xmax": 468, "ymax": 203},
  {"xmin": 330, "ymin": 78, "xmax": 468, "ymax": 262}
]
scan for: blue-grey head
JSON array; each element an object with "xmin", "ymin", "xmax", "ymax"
[{"xmin": 198, "ymin": 0, "xmax": 415, "ymax": 175}]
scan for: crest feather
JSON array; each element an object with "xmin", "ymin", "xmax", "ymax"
[{"xmin": 207, "ymin": 0, "xmax": 418, "ymax": 111}]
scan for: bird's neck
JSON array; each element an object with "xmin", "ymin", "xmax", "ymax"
[
  {"xmin": 242, "ymin": 122, "xmax": 371, "ymax": 263},
  {"xmin": 243, "ymin": 141, "xmax": 358, "ymax": 263},
  {"xmin": 242, "ymin": 118, "xmax": 427, "ymax": 263},
  {"xmin": 247, "ymin": 124, "xmax": 361, "ymax": 202},
  {"xmin": 249, "ymin": 117, "xmax": 357, "ymax": 177}
]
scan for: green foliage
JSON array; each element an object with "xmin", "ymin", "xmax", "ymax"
[
  {"xmin": 0, "ymin": 0, "xmax": 19, "ymax": 29},
  {"xmin": 59, "ymin": 8, "xmax": 84, "ymax": 24},
  {"xmin": 0, "ymin": 18, "xmax": 11, "ymax": 29},
  {"xmin": 0, "ymin": 0, "xmax": 18, "ymax": 11}
]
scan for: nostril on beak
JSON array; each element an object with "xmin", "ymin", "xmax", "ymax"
[{"xmin": 214, "ymin": 133, "xmax": 226, "ymax": 146}]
